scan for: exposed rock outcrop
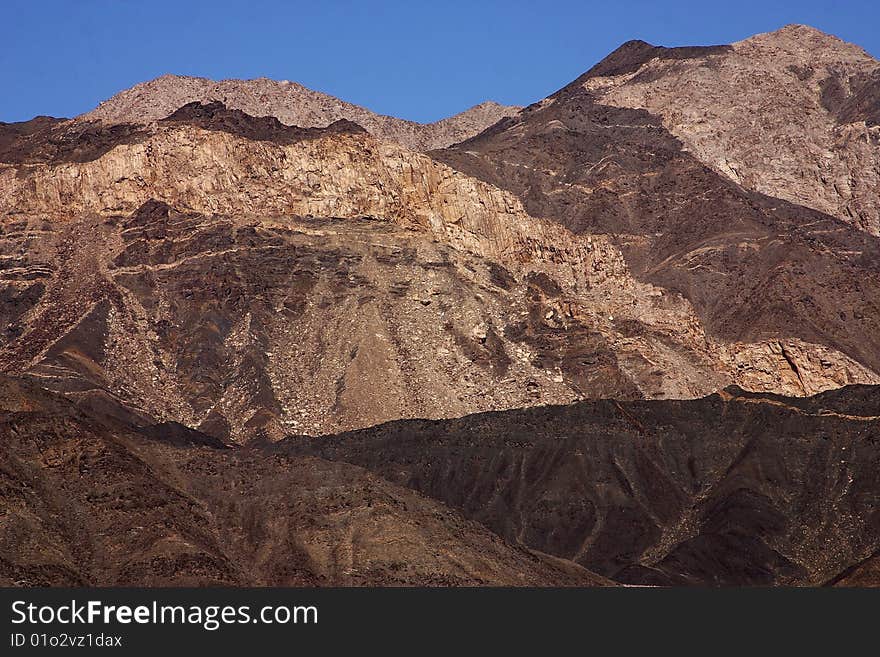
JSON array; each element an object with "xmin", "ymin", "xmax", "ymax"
[{"xmin": 434, "ymin": 36, "xmax": 880, "ymax": 391}]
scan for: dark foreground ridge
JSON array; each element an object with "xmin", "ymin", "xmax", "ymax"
[
  {"xmin": 2, "ymin": 373, "xmax": 877, "ymax": 587},
  {"xmin": 0, "ymin": 375, "xmax": 607, "ymax": 587},
  {"xmin": 280, "ymin": 384, "xmax": 880, "ymax": 586}
]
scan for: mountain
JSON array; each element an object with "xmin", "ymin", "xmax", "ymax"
[
  {"xmin": 0, "ymin": 374, "xmax": 606, "ymax": 586},
  {"xmin": 2, "ymin": 371, "xmax": 877, "ymax": 586},
  {"xmin": 75, "ymin": 74, "xmax": 521, "ymax": 151},
  {"xmin": 2, "ymin": 24, "xmax": 880, "ymax": 587},
  {"xmin": 583, "ymin": 25, "xmax": 880, "ymax": 235},
  {"xmin": 283, "ymin": 383, "xmax": 880, "ymax": 586},
  {"xmin": 3, "ymin": 102, "xmax": 877, "ymax": 443},
  {"xmin": 433, "ymin": 25, "xmax": 880, "ymax": 393}
]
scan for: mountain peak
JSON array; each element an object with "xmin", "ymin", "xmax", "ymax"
[
  {"xmin": 577, "ymin": 38, "xmax": 731, "ymax": 81},
  {"xmin": 737, "ymin": 23, "xmax": 876, "ymax": 63},
  {"xmin": 78, "ymin": 74, "xmax": 519, "ymax": 151},
  {"xmin": 775, "ymin": 23, "xmax": 834, "ymax": 37}
]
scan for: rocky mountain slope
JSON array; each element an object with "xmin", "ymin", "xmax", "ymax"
[
  {"xmin": 2, "ymin": 24, "xmax": 880, "ymax": 588},
  {"xmin": 76, "ymin": 74, "xmax": 520, "ymax": 151},
  {"xmin": 0, "ymin": 375, "xmax": 605, "ymax": 586},
  {"xmin": 285, "ymin": 383, "xmax": 880, "ymax": 586},
  {"xmin": 2, "ymin": 103, "xmax": 876, "ymax": 443},
  {"xmin": 576, "ymin": 25, "xmax": 880, "ymax": 235},
  {"xmin": 2, "ymin": 371, "xmax": 877, "ymax": 587},
  {"xmin": 434, "ymin": 27, "xmax": 880, "ymax": 391}
]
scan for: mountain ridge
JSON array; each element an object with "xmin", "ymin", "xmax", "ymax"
[
  {"xmin": 75, "ymin": 73, "xmax": 521, "ymax": 151},
  {"xmin": 281, "ymin": 379, "xmax": 880, "ymax": 586},
  {"xmin": 576, "ymin": 24, "xmax": 880, "ymax": 234},
  {"xmin": 2, "ymin": 370, "xmax": 877, "ymax": 586},
  {"xmin": 432, "ymin": 25, "xmax": 880, "ymax": 391},
  {"xmin": 0, "ymin": 373, "xmax": 608, "ymax": 586}
]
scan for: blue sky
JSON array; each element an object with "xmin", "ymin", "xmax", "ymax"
[{"xmin": 3, "ymin": 0, "xmax": 878, "ymax": 123}]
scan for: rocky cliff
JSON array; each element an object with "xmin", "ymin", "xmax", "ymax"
[
  {"xmin": 434, "ymin": 30, "xmax": 880, "ymax": 395},
  {"xmin": 2, "ymin": 107, "xmax": 876, "ymax": 442}
]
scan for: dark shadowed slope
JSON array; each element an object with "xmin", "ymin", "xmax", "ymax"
[
  {"xmin": 0, "ymin": 375, "xmax": 606, "ymax": 587},
  {"xmin": 282, "ymin": 385, "xmax": 880, "ymax": 586},
  {"xmin": 0, "ymin": 116, "xmax": 145, "ymax": 165},
  {"xmin": 2, "ymin": 369, "xmax": 878, "ymax": 586},
  {"xmin": 588, "ymin": 26, "xmax": 880, "ymax": 235}
]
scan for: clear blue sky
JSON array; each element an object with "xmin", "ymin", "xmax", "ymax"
[{"xmin": 3, "ymin": 0, "xmax": 878, "ymax": 123}]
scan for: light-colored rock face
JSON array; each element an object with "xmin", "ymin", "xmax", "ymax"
[
  {"xmin": 594, "ymin": 25, "xmax": 880, "ymax": 235},
  {"xmin": 0, "ymin": 125, "xmax": 616, "ymax": 272},
  {"xmin": 720, "ymin": 339, "xmax": 880, "ymax": 397},
  {"xmin": 2, "ymin": 123, "xmax": 877, "ymax": 441},
  {"xmin": 77, "ymin": 75, "xmax": 520, "ymax": 151}
]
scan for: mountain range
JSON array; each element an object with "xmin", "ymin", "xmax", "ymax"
[{"xmin": 1, "ymin": 24, "xmax": 878, "ymax": 586}]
